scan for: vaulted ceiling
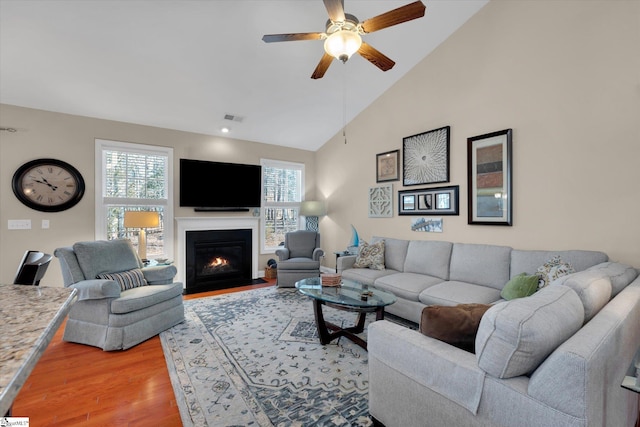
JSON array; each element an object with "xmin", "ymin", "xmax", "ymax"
[{"xmin": 0, "ymin": 0, "xmax": 488, "ymax": 151}]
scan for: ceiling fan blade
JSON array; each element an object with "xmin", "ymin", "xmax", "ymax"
[
  {"xmin": 360, "ymin": 1, "xmax": 426, "ymax": 34},
  {"xmin": 311, "ymin": 53, "xmax": 334, "ymax": 79},
  {"xmin": 262, "ymin": 33, "xmax": 325, "ymax": 43},
  {"xmin": 357, "ymin": 42, "xmax": 395, "ymax": 72},
  {"xmin": 323, "ymin": 0, "xmax": 345, "ymax": 22}
]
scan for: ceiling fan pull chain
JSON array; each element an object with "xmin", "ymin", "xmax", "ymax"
[{"xmin": 343, "ymin": 64, "xmax": 348, "ymax": 144}]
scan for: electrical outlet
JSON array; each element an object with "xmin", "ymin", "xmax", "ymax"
[
  {"xmin": 42, "ymin": 219, "xmax": 50, "ymax": 229},
  {"xmin": 8, "ymin": 219, "xmax": 31, "ymax": 230}
]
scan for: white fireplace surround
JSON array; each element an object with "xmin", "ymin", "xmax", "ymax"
[{"xmin": 175, "ymin": 216, "xmax": 260, "ymax": 287}]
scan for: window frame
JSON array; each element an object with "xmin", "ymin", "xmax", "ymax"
[
  {"xmin": 260, "ymin": 158, "xmax": 305, "ymax": 254},
  {"xmin": 95, "ymin": 139, "xmax": 174, "ymax": 260}
]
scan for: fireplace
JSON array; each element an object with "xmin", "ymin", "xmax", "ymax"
[
  {"xmin": 185, "ymin": 229, "xmax": 252, "ymax": 294},
  {"xmin": 176, "ymin": 216, "xmax": 260, "ymax": 294}
]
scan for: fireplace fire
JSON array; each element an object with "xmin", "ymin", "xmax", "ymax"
[
  {"xmin": 203, "ymin": 256, "xmax": 232, "ymax": 274},
  {"xmin": 185, "ymin": 228, "xmax": 252, "ymax": 294}
]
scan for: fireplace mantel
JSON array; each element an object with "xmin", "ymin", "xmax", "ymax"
[{"xmin": 175, "ymin": 216, "xmax": 260, "ymax": 287}]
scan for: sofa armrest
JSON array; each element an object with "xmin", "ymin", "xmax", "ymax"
[
  {"xmin": 312, "ymin": 248, "xmax": 324, "ymax": 261},
  {"xmin": 142, "ymin": 264, "xmax": 177, "ymax": 284},
  {"xmin": 275, "ymin": 247, "xmax": 290, "ymax": 261},
  {"xmin": 70, "ymin": 279, "xmax": 121, "ymax": 301},
  {"xmin": 368, "ymin": 320, "xmax": 486, "ymax": 414},
  {"xmin": 337, "ymin": 254, "xmax": 357, "ymax": 273}
]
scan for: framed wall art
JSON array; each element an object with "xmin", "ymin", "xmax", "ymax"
[
  {"xmin": 398, "ymin": 185, "xmax": 459, "ymax": 215},
  {"xmin": 403, "ymin": 126, "xmax": 450, "ymax": 186},
  {"xmin": 369, "ymin": 184, "xmax": 393, "ymax": 218},
  {"xmin": 467, "ymin": 128, "xmax": 513, "ymax": 225},
  {"xmin": 376, "ymin": 150, "xmax": 400, "ymax": 182},
  {"xmin": 411, "ymin": 217, "xmax": 443, "ymax": 233}
]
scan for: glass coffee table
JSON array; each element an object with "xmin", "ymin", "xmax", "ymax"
[{"xmin": 295, "ymin": 277, "xmax": 397, "ymax": 350}]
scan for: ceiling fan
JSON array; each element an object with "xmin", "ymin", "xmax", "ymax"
[{"xmin": 262, "ymin": 0, "xmax": 426, "ymax": 79}]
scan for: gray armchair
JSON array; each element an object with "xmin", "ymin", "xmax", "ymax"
[
  {"xmin": 275, "ymin": 230, "xmax": 324, "ymax": 288},
  {"xmin": 54, "ymin": 239, "xmax": 184, "ymax": 351}
]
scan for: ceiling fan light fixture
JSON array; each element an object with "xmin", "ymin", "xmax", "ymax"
[{"xmin": 324, "ymin": 29, "xmax": 362, "ymax": 63}]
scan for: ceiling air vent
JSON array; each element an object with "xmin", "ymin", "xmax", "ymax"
[{"xmin": 223, "ymin": 114, "xmax": 244, "ymax": 122}]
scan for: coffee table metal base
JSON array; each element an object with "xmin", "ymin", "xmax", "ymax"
[{"xmin": 312, "ymin": 299, "xmax": 385, "ymax": 350}]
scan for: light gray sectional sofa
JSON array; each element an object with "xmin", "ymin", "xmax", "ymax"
[
  {"xmin": 337, "ymin": 236, "xmax": 640, "ymax": 426},
  {"xmin": 338, "ymin": 237, "xmax": 610, "ymax": 323}
]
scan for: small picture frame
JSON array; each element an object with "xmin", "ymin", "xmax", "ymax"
[
  {"xmin": 376, "ymin": 150, "xmax": 400, "ymax": 182},
  {"xmin": 399, "ymin": 186, "xmax": 459, "ymax": 215},
  {"xmin": 467, "ymin": 129, "xmax": 512, "ymax": 225},
  {"xmin": 402, "ymin": 195, "xmax": 416, "ymax": 211},
  {"xmin": 436, "ymin": 193, "xmax": 450, "ymax": 210}
]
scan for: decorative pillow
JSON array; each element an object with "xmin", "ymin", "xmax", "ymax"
[
  {"xmin": 475, "ymin": 285, "xmax": 584, "ymax": 379},
  {"xmin": 500, "ymin": 273, "xmax": 539, "ymax": 300},
  {"xmin": 536, "ymin": 256, "xmax": 575, "ymax": 288},
  {"xmin": 419, "ymin": 303, "xmax": 492, "ymax": 353},
  {"xmin": 353, "ymin": 240, "xmax": 385, "ymax": 270},
  {"xmin": 97, "ymin": 268, "xmax": 148, "ymax": 291}
]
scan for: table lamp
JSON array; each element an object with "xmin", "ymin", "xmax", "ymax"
[
  {"xmin": 123, "ymin": 211, "xmax": 160, "ymax": 261},
  {"xmin": 299, "ymin": 201, "xmax": 326, "ymax": 231}
]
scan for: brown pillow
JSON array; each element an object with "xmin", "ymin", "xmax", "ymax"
[{"xmin": 419, "ymin": 303, "xmax": 492, "ymax": 353}]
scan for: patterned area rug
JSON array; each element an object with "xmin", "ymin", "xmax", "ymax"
[{"xmin": 160, "ymin": 286, "xmax": 376, "ymax": 427}]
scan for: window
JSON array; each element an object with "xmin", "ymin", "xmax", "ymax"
[
  {"xmin": 261, "ymin": 159, "xmax": 304, "ymax": 253},
  {"xmin": 95, "ymin": 139, "xmax": 173, "ymax": 260}
]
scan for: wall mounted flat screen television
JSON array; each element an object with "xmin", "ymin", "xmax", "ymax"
[{"xmin": 180, "ymin": 158, "xmax": 262, "ymax": 210}]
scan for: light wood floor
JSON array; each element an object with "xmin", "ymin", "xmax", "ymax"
[{"xmin": 11, "ymin": 279, "xmax": 275, "ymax": 426}]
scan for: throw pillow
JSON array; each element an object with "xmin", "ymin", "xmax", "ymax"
[
  {"xmin": 500, "ymin": 273, "xmax": 539, "ymax": 300},
  {"xmin": 419, "ymin": 303, "xmax": 492, "ymax": 353},
  {"xmin": 536, "ymin": 255, "xmax": 575, "ymax": 289},
  {"xmin": 353, "ymin": 240, "xmax": 385, "ymax": 270},
  {"xmin": 97, "ymin": 268, "xmax": 148, "ymax": 291}
]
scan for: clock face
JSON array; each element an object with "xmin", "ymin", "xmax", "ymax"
[{"xmin": 12, "ymin": 158, "xmax": 85, "ymax": 212}]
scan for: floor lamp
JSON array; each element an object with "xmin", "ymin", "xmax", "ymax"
[
  {"xmin": 300, "ymin": 201, "xmax": 326, "ymax": 231},
  {"xmin": 124, "ymin": 211, "xmax": 160, "ymax": 261}
]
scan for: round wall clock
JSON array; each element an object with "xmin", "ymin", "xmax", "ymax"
[{"xmin": 12, "ymin": 158, "xmax": 86, "ymax": 212}]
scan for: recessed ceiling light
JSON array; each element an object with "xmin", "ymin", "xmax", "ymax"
[{"xmin": 221, "ymin": 127, "xmax": 230, "ymax": 133}]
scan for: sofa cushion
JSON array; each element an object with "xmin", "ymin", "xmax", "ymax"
[
  {"xmin": 276, "ymin": 258, "xmax": 320, "ymax": 270},
  {"xmin": 449, "ymin": 243, "xmax": 512, "ymax": 290},
  {"xmin": 110, "ymin": 282, "xmax": 184, "ymax": 314},
  {"xmin": 354, "ymin": 240, "xmax": 385, "ymax": 270},
  {"xmin": 403, "ymin": 240, "xmax": 453, "ymax": 280},
  {"xmin": 341, "ymin": 267, "xmax": 397, "ymax": 286},
  {"xmin": 510, "ymin": 249, "xmax": 608, "ymax": 279},
  {"xmin": 372, "ymin": 236, "xmax": 409, "ymax": 272},
  {"xmin": 420, "ymin": 303, "xmax": 491, "ymax": 353},
  {"xmin": 73, "ymin": 239, "xmax": 142, "ymax": 281},
  {"xmin": 419, "ymin": 281, "xmax": 502, "ymax": 306},
  {"xmin": 374, "ymin": 273, "xmax": 444, "ymax": 302},
  {"xmin": 536, "ymin": 255, "xmax": 575, "ymax": 288},
  {"xmin": 552, "ymin": 271, "xmax": 612, "ymax": 322},
  {"xmin": 475, "ymin": 285, "xmax": 584, "ymax": 378},
  {"xmin": 586, "ymin": 261, "xmax": 638, "ymax": 297},
  {"xmin": 97, "ymin": 268, "xmax": 148, "ymax": 291},
  {"xmin": 500, "ymin": 273, "xmax": 539, "ymax": 300}
]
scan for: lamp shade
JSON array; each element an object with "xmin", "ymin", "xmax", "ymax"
[
  {"xmin": 324, "ymin": 30, "xmax": 362, "ymax": 62},
  {"xmin": 123, "ymin": 211, "xmax": 160, "ymax": 229},
  {"xmin": 299, "ymin": 201, "xmax": 326, "ymax": 217}
]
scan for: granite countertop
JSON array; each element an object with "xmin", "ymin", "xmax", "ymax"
[{"xmin": 0, "ymin": 284, "xmax": 77, "ymax": 415}]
